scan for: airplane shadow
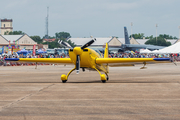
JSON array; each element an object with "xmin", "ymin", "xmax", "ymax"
[
  {"xmin": 8, "ymin": 82, "xmax": 61, "ymax": 84},
  {"xmin": 106, "ymin": 80, "xmax": 171, "ymax": 83},
  {"xmin": 68, "ymin": 80, "xmax": 172, "ymax": 84},
  {"xmin": 8, "ymin": 80, "xmax": 100, "ymax": 84},
  {"xmin": 8, "ymin": 80, "xmax": 175, "ymax": 84}
]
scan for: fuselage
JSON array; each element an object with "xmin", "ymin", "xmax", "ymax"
[{"xmin": 69, "ymin": 47, "xmax": 108, "ymax": 73}]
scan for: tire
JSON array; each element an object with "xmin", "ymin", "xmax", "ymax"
[
  {"xmin": 101, "ymin": 80, "xmax": 106, "ymax": 83},
  {"xmin": 62, "ymin": 80, "xmax": 67, "ymax": 83}
]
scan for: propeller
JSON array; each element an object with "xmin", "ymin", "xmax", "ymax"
[
  {"xmin": 58, "ymin": 40, "xmax": 72, "ymax": 48},
  {"xmin": 76, "ymin": 55, "xmax": 80, "ymax": 74},
  {"xmin": 59, "ymin": 38, "xmax": 96, "ymax": 74},
  {"xmin": 75, "ymin": 38, "xmax": 96, "ymax": 74},
  {"xmin": 81, "ymin": 38, "xmax": 96, "ymax": 49}
]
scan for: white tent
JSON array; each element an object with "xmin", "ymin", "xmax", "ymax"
[
  {"xmin": 150, "ymin": 50, "xmax": 161, "ymax": 54},
  {"xmin": 158, "ymin": 42, "xmax": 180, "ymax": 53},
  {"xmin": 140, "ymin": 49, "xmax": 151, "ymax": 54}
]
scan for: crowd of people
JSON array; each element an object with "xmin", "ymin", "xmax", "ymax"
[
  {"xmin": 0, "ymin": 52, "xmax": 180, "ymax": 66},
  {"xmin": 0, "ymin": 53, "xmax": 69, "ymax": 66},
  {"xmin": 109, "ymin": 52, "xmax": 179, "ymax": 59}
]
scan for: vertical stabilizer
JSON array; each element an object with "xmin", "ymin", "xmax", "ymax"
[
  {"xmin": 124, "ymin": 27, "xmax": 130, "ymax": 44},
  {"xmin": 104, "ymin": 43, "xmax": 109, "ymax": 58},
  {"xmin": 104, "ymin": 43, "xmax": 109, "ymax": 73}
]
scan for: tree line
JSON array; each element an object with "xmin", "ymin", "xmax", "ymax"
[
  {"xmin": 4, "ymin": 31, "xmax": 75, "ymax": 48},
  {"xmin": 5, "ymin": 31, "xmax": 178, "ymax": 48},
  {"xmin": 130, "ymin": 33, "xmax": 178, "ymax": 46}
]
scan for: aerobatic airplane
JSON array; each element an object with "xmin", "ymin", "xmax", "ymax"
[{"xmin": 5, "ymin": 39, "xmax": 171, "ymax": 83}]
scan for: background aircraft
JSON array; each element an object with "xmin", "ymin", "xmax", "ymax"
[
  {"xmin": 5, "ymin": 39, "xmax": 171, "ymax": 83},
  {"xmin": 121, "ymin": 27, "xmax": 165, "ymax": 51}
]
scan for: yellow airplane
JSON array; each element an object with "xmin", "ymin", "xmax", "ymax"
[{"xmin": 5, "ymin": 39, "xmax": 171, "ymax": 83}]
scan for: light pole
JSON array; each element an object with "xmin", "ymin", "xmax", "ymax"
[
  {"xmin": 156, "ymin": 24, "xmax": 158, "ymax": 42},
  {"xmin": 179, "ymin": 26, "xmax": 180, "ymax": 39},
  {"xmin": 131, "ymin": 22, "xmax": 133, "ymax": 39}
]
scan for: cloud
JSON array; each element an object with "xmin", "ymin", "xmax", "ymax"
[
  {"xmin": 4, "ymin": 0, "xmax": 29, "ymax": 10},
  {"xmin": 102, "ymin": 2, "xmax": 138, "ymax": 11}
]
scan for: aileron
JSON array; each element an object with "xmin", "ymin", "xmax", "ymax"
[
  {"xmin": 96, "ymin": 58, "xmax": 171, "ymax": 64},
  {"xmin": 5, "ymin": 58, "xmax": 73, "ymax": 64}
]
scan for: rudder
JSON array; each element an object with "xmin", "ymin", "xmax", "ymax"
[
  {"xmin": 124, "ymin": 27, "xmax": 130, "ymax": 44},
  {"xmin": 104, "ymin": 43, "xmax": 109, "ymax": 58}
]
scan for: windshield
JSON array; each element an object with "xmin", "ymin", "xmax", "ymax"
[{"xmin": 91, "ymin": 48, "xmax": 102, "ymax": 57}]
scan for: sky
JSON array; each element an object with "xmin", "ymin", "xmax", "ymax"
[{"xmin": 1, "ymin": 0, "xmax": 180, "ymax": 38}]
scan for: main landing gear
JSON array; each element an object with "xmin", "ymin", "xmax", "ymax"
[
  {"xmin": 61, "ymin": 68, "xmax": 76, "ymax": 83},
  {"xmin": 60, "ymin": 67, "xmax": 109, "ymax": 83},
  {"xmin": 94, "ymin": 68, "xmax": 109, "ymax": 83}
]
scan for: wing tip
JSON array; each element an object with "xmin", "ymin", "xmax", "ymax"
[
  {"xmin": 5, "ymin": 58, "xmax": 20, "ymax": 61},
  {"xmin": 153, "ymin": 58, "xmax": 170, "ymax": 61}
]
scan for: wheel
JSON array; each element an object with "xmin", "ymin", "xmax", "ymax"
[
  {"xmin": 62, "ymin": 80, "xmax": 67, "ymax": 83},
  {"xmin": 106, "ymin": 76, "xmax": 109, "ymax": 81},
  {"xmin": 101, "ymin": 80, "xmax": 106, "ymax": 83},
  {"xmin": 61, "ymin": 74, "xmax": 67, "ymax": 83}
]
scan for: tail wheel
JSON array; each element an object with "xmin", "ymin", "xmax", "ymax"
[{"xmin": 106, "ymin": 76, "xmax": 109, "ymax": 81}]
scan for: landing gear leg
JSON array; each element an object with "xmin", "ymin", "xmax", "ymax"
[
  {"xmin": 140, "ymin": 62, "xmax": 147, "ymax": 69},
  {"xmin": 105, "ymin": 72, "xmax": 109, "ymax": 81},
  {"xmin": 94, "ymin": 68, "xmax": 107, "ymax": 83},
  {"xmin": 61, "ymin": 68, "xmax": 76, "ymax": 83}
]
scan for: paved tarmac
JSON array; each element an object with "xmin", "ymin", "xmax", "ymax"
[{"xmin": 0, "ymin": 63, "xmax": 180, "ymax": 120}]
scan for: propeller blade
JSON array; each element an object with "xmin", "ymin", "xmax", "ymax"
[
  {"xmin": 58, "ymin": 40, "xmax": 72, "ymax": 48},
  {"xmin": 81, "ymin": 38, "xmax": 96, "ymax": 49},
  {"xmin": 76, "ymin": 55, "xmax": 80, "ymax": 74}
]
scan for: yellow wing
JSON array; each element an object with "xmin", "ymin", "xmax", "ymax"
[
  {"xmin": 5, "ymin": 58, "xmax": 73, "ymax": 65},
  {"xmin": 96, "ymin": 58, "xmax": 171, "ymax": 67}
]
